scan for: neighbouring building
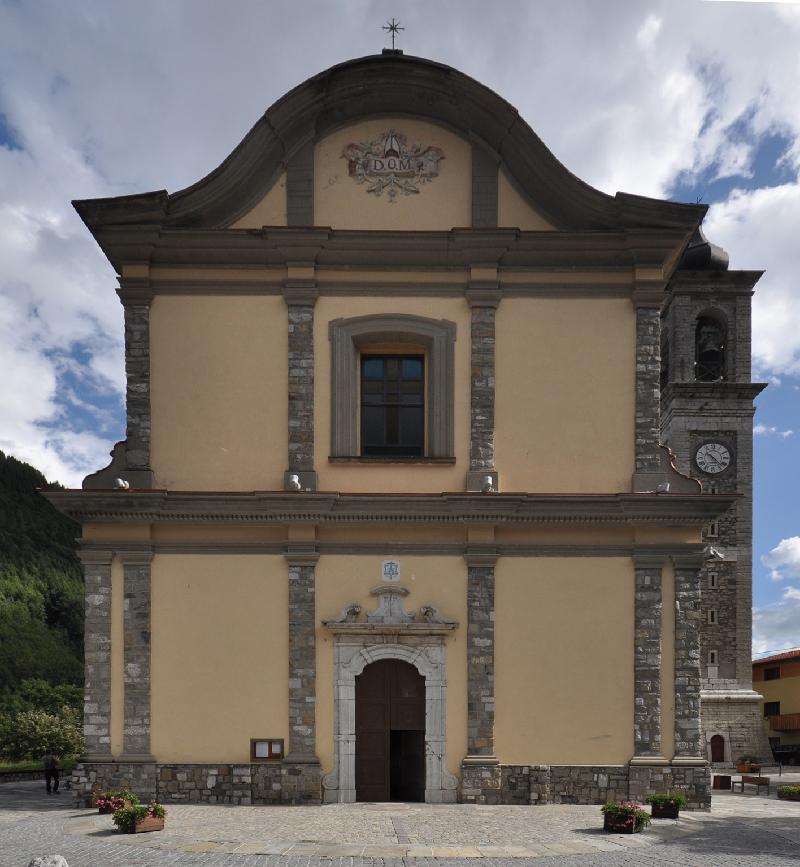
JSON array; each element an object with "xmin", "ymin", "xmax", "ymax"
[
  {"xmin": 752, "ymin": 649, "xmax": 800, "ymax": 765},
  {"xmin": 47, "ymin": 51, "xmax": 770, "ymax": 809}
]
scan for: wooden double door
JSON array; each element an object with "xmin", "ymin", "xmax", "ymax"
[{"xmin": 355, "ymin": 659, "xmax": 426, "ymax": 802}]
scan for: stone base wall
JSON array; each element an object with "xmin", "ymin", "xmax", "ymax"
[
  {"xmin": 74, "ymin": 760, "xmax": 710, "ymax": 809},
  {"xmin": 496, "ymin": 764, "xmax": 711, "ymax": 810},
  {"xmin": 71, "ymin": 761, "xmax": 157, "ymax": 805},
  {"xmin": 71, "ymin": 762, "xmax": 316, "ymax": 806},
  {"xmin": 702, "ymin": 692, "xmax": 773, "ymax": 765},
  {"xmin": 459, "ymin": 761, "xmax": 502, "ymax": 804}
]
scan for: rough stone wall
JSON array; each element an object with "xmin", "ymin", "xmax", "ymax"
[
  {"xmin": 71, "ymin": 762, "xmax": 157, "ymax": 805},
  {"xmin": 674, "ymin": 560, "xmax": 703, "ymax": 757},
  {"xmin": 634, "ymin": 562, "xmax": 662, "ymax": 757},
  {"xmin": 287, "ymin": 305, "xmax": 315, "ymax": 474},
  {"xmin": 460, "ymin": 762, "xmax": 501, "ymax": 805},
  {"xmin": 635, "ymin": 307, "xmax": 661, "ymax": 473},
  {"xmin": 465, "ymin": 564, "xmax": 495, "ymax": 755},
  {"xmin": 469, "ymin": 307, "xmax": 495, "ymax": 471},
  {"xmin": 81, "ymin": 556, "xmax": 112, "ymax": 758},
  {"xmin": 500, "ymin": 765, "xmax": 531, "ymax": 804},
  {"xmin": 123, "ymin": 304, "xmax": 151, "ymax": 469},
  {"xmin": 281, "ymin": 760, "xmax": 322, "ymax": 805},
  {"xmin": 287, "ymin": 561, "xmax": 317, "ymax": 759},
  {"xmin": 629, "ymin": 764, "xmax": 711, "ymax": 810},
  {"xmin": 702, "ymin": 696, "xmax": 772, "ymax": 765},
  {"xmin": 122, "ymin": 558, "xmax": 152, "ymax": 758}
]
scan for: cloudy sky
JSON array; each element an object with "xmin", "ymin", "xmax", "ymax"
[{"xmin": 1, "ymin": 0, "xmax": 798, "ymax": 653}]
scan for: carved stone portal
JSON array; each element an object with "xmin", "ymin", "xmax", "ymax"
[{"xmin": 321, "ymin": 583, "xmax": 459, "ymax": 803}]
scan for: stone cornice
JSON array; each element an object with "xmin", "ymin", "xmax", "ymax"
[
  {"xmin": 84, "ymin": 226, "xmax": 693, "ymax": 279},
  {"xmin": 45, "ymin": 490, "xmax": 736, "ymax": 527},
  {"xmin": 662, "ymin": 382, "xmax": 768, "ymax": 403},
  {"xmin": 73, "ymin": 53, "xmax": 705, "ymax": 237}
]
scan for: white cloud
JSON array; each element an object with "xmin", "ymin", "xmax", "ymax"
[
  {"xmin": 1, "ymin": 0, "xmax": 800, "ymax": 483},
  {"xmin": 753, "ymin": 589, "xmax": 800, "ymax": 654},
  {"xmin": 762, "ymin": 537, "xmax": 800, "ymax": 581},
  {"xmin": 706, "ymin": 184, "xmax": 800, "ymax": 378},
  {"xmin": 754, "ymin": 423, "xmax": 795, "ymax": 438}
]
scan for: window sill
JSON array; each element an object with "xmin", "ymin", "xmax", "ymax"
[{"xmin": 329, "ymin": 456, "xmax": 456, "ymax": 465}]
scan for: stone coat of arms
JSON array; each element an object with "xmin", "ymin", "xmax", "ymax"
[{"xmin": 341, "ymin": 130, "xmax": 445, "ymax": 201}]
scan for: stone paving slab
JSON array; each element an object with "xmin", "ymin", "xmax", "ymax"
[{"xmin": 2, "ymin": 780, "xmax": 800, "ymax": 866}]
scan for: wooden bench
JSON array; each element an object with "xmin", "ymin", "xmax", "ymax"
[{"xmin": 732, "ymin": 775, "xmax": 770, "ymax": 794}]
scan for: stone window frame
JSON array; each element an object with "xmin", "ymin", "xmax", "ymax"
[
  {"xmin": 708, "ymin": 649, "xmax": 718, "ymax": 665},
  {"xmin": 707, "ymin": 608, "xmax": 718, "ymax": 625},
  {"xmin": 328, "ymin": 314, "xmax": 456, "ymax": 459},
  {"xmin": 708, "ymin": 572, "xmax": 719, "ymax": 589}
]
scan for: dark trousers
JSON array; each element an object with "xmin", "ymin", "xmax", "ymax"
[{"xmin": 45, "ymin": 769, "xmax": 59, "ymax": 793}]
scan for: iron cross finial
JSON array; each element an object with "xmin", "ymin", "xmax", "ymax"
[{"xmin": 383, "ymin": 18, "xmax": 404, "ymax": 50}]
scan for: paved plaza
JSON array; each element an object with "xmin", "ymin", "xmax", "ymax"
[{"xmin": 0, "ymin": 779, "xmax": 798, "ymax": 866}]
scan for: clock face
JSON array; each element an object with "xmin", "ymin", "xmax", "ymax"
[{"xmin": 695, "ymin": 442, "xmax": 732, "ymax": 475}]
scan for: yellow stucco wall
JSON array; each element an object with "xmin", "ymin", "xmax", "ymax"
[
  {"xmin": 495, "ymin": 557, "xmax": 634, "ymax": 764},
  {"xmin": 315, "ymin": 296, "xmax": 470, "ymax": 493},
  {"xmin": 497, "ymin": 169, "xmax": 555, "ymax": 230},
  {"xmin": 315, "ymin": 119, "xmax": 471, "ymax": 230},
  {"xmin": 315, "ymin": 555, "xmax": 468, "ymax": 778},
  {"xmin": 757, "ymin": 672, "xmax": 800, "ymax": 745},
  {"xmin": 229, "ymin": 171, "xmax": 287, "ymax": 228},
  {"xmin": 150, "ymin": 295, "xmax": 287, "ymax": 490},
  {"xmin": 150, "ymin": 555, "xmax": 288, "ymax": 762},
  {"xmin": 495, "ymin": 298, "xmax": 635, "ymax": 493}
]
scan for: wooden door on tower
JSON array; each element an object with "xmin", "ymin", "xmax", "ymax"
[{"xmin": 355, "ymin": 658, "xmax": 425, "ymax": 802}]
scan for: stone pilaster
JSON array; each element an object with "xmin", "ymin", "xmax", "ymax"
[
  {"xmin": 79, "ymin": 552, "xmax": 113, "ymax": 761},
  {"xmin": 673, "ymin": 553, "xmax": 705, "ymax": 761},
  {"xmin": 466, "ymin": 288, "xmax": 501, "ymax": 492},
  {"xmin": 120, "ymin": 552, "xmax": 154, "ymax": 761},
  {"xmin": 632, "ymin": 296, "xmax": 662, "ymax": 491},
  {"xmin": 284, "ymin": 553, "xmax": 321, "ymax": 804},
  {"xmin": 631, "ymin": 556, "xmax": 665, "ymax": 763},
  {"xmin": 285, "ymin": 285, "xmax": 317, "ymax": 491},
  {"xmin": 123, "ymin": 304, "xmax": 151, "ymax": 471},
  {"xmin": 461, "ymin": 554, "xmax": 501, "ymax": 803}
]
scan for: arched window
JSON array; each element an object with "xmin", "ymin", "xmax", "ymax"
[{"xmin": 695, "ymin": 314, "xmax": 727, "ymax": 381}]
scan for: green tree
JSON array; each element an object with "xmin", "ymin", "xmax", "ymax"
[{"xmin": 0, "ymin": 707, "xmax": 84, "ymax": 761}]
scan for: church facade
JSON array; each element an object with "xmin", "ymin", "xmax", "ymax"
[{"xmin": 49, "ymin": 52, "xmax": 769, "ymax": 809}]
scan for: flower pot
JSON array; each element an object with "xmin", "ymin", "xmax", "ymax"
[
  {"xmin": 133, "ymin": 816, "xmax": 164, "ymax": 833},
  {"xmin": 98, "ymin": 799, "xmax": 133, "ymax": 814},
  {"xmin": 736, "ymin": 762, "xmax": 760, "ymax": 773},
  {"xmin": 603, "ymin": 813, "xmax": 640, "ymax": 833},
  {"xmin": 651, "ymin": 802, "xmax": 680, "ymax": 819},
  {"xmin": 777, "ymin": 790, "xmax": 800, "ymax": 801}
]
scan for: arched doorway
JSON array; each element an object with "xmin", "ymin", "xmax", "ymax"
[
  {"xmin": 355, "ymin": 659, "xmax": 425, "ymax": 802},
  {"xmin": 710, "ymin": 734, "xmax": 726, "ymax": 763}
]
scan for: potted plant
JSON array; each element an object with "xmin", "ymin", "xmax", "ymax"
[
  {"xmin": 736, "ymin": 755, "xmax": 761, "ymax": 773},
  {"xmin": 92, "ymin": 790, "xmax": 139, "ymax": 814},
  {"xmin": 112, "ymin": 801, "xmax": 166, "ymax": 834},
  {"xmin": 601, "ymin": 802, "xmax": 651, "ymax": 833},
  {"xmin": 777, "ymin": 785, "xmax": 800, "ymax": 802},
  {"xmin": 646, "ymin": 793, "xmax": 688, "ymax": 819}
]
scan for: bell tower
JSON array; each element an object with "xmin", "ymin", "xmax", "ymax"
[{"xmin": 661, "ymin": 228, "xmax": 772, "ymax": 764}]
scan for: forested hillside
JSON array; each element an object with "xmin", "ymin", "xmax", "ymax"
[{"xmin": 0, "ymin": 451, "xmax": 83, "ymax": 697}]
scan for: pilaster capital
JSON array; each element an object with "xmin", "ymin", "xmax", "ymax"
[
  {"xmin": 285, "ymin": 547, "xmax": 319, "ymax": 567},
  {"xmin": 632, "ymin": 553, "xmax": 666, "ymax": 570},
  {"xmin": 464, "ymin": 549, "xmax": 497, "ymax": 568},
  {"xmin": 671, "ymin": 548, "xmax": 712, "ymax": 570},
  {"xmin": 116, "ymin": 276, "xmax": 154, "ymax": 305},
  {"xmin": 77, "ymin": 549, "xmax": 114, "ymax": 566},
  {"xmin": 117, "ymin": 549, "xmax": 154, "ymax": 565},
  {"xmin": 465, "ymin": 287, "xmax": 503, "ymax": 308}
]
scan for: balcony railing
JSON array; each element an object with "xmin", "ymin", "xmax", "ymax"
[{"xmin": 769, "ymin": 713, "xmax": 800, "ymax": 732}]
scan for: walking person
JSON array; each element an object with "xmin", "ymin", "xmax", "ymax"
[{"xmin": 42, "ymin": 748, "xmax": 59, "ymax": 794}]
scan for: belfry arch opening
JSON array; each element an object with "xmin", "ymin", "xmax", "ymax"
[{"xmin": 695, "ymin": 312, "xmax": 727, "ymax": 381}]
